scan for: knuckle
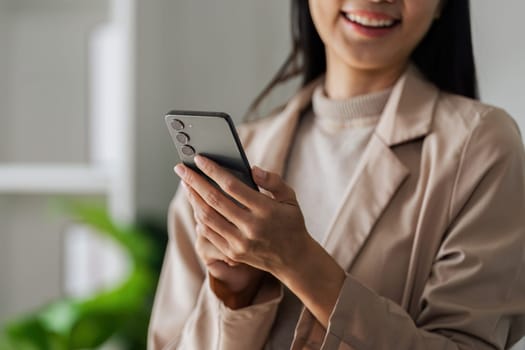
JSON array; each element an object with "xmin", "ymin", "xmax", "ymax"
[
  {"xmin": 224, "ymin": 245, "xmax": 238, "ymax": 260},
  {"xmin": 192, "ymin": 209, "xmax": 200, "ymax": 224},
  {"xmin": 243, "ymin": 219, "xmax": 262, "ymax": 239},
  {"xmin": 195, "ymin": 223, "xmax": 205, "ymax": 235},
  {"xmin": 204, "ymin": 190, "xmax": 221, "ymax": 208},
  {"xmin": 250, "ymin": 227, "xmax": 263, "ymax": 240},
  {"xmin": 198, "ymin": 205, "xmax": 215, "ymax": 223},
  {"xmin": 229, "ymin": 249, "xmax": 244, "ymax": 262},
  {"xmin": 238, "ymin": 239, "xmax": 255, "ymax": 258},
  {"xmin": 258, "ymin": 205, "xmax": 273, "ymax": 218},
  {"xmin": 226, "ymin": 239, "xmax": 248, "ymax": 261},
  {"xmin": 184, "ymin": 171, "xmax": 194, "ymax": 184},
  {"xmin": 222, "ymin": 177, "xmax": 237, "ymax": 193}
]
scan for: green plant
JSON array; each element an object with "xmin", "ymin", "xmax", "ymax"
[{"xmin": 1, "ymin": 200, "xmax": 167, "ymax": 350}]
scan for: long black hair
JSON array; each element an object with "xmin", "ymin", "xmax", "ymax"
[{"xmin": 247, "ymin": 0, "xmax": 478, "ymax": 117}]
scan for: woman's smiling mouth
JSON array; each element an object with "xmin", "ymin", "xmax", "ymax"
[{"xmin": 341, "ymin": 10, "xmax": 401, "ymax": 37}]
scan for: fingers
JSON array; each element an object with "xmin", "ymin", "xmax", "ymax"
[
  {"xmin": 195, "ymin": 230, "xmax": 243, "ymax": 283},
  {"xmin": 195, "ymin": 225, "xmax": 238, "ymax": 267},
  {"xmin": 184, "ymin": 183, "xmax": 244, "ymax": 248},
  {"xmin": 175, "ymin": 164, "xmax": 249, "ymax": 227},
  {"xmin": 193, "ymin": 156, "xmax": 265, "ymax": 211},
  {"xmin": 252, "ymin": 166, "xmax": 298, "ymax": 204}
]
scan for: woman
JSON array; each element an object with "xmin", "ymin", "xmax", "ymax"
[{"xmin": 149, "ymin": 0, "xmax": 525, "ymax": 349}]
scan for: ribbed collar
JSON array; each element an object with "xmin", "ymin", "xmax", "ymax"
[{"xmin": 312, "ymin": 83, "xmax": 392, "ymax": 128}]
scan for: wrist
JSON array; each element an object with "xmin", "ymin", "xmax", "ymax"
[
  {"xmin": 275, "ymin": 234, "xmax": 319, "ymax": 285},
  {"xmin": 274, "ymin": 236, "xmax": 346, "ymax": 327},
  {"xmin": 209, "ymin": 273, "xmax": 264, "ymax": 310}
]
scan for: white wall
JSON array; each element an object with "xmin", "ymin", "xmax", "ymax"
[
  {"xmin": 0, "ymin": 0, "xmax": 7, "ymax": 160},
  {"xmin": 471, "ymin": 1, "xmax": 525, "ymax": 134},
  {"xmin": 0, "ymin": 0, "xmax": 8, "ymax": 323},
  {"xmin": 0, "ymin": 3, "xmax": 105, "ymax": 163},
  {"xmin": 0, "ymin": 196, "xmax": 68, "ymax": 320},
  {"xmin": 0, "ymin": 1, "xmax": 107, "ymax": 324},
  {"xmin": 134, "ymin": 0, "xmax": 291, "ymax": 217}
]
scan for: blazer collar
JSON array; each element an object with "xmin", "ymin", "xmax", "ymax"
[
  {"xmin": 375, "ymin": 65, "xmax": 438, "ymax": 146},
  {"xmin": 258, "ymin": 64, "xmax": 439, "ymax": 176},
  {"xmin": 252, "ymin": 77, "xmax": 320, "ymax": 176}
]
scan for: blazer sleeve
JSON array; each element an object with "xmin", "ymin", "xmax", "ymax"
[
  {"xmin": 317, "ymin": 109, "xmax": 525, "ymax": 349},
  {"xmin": 148, "ymin": 185, "xmax": 282, "ymax": 350}
]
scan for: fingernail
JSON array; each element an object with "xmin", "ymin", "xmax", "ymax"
[
  {"xmin": 174, "ymin": 164, "xmax": 186, "ymax": 178},
  {"xmin": 253, "ymin": 166, "xmax": 267, "ymax": 180}
]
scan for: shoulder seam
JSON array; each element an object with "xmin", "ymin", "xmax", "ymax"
[{"xmin": 446, "ymin": 106, "xmax": 495, "ymax": 223}]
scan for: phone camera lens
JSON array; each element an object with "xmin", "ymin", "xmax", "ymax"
[
  {"xmin": 176, "ymin": 132, "xmax": 190, "ymax": 144},
  {"xmin": 171, "ymin": 119, "xmax": 184, "ymax": 131},
  {"xmin": 181, "ymin": 145, "xmax": 195, "ymax": 157}
]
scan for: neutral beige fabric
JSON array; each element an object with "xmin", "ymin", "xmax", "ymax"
[
  {"xmin": 286, "ymin": 84, "xmax": 389, "ymax": 242},
  {"xmin": 148, "ymin": 65, "xmax": 525, "ymax": 349}
]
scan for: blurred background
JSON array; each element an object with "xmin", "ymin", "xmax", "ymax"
[{"xmin": 0, "ymin": 0, "xmax": 523, "ymax": 348}]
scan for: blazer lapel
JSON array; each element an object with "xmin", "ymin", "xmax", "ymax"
[
  {"xmin": 322, "ymin": 65, "xmax": 439, "ymax": 270},
  {"xmin": 249, "ymin": 78, "xmax": 321, "ymax": 176},
  {"xmin": 322, "ymin": 134, "xmax": 409, "ymax": 269}
]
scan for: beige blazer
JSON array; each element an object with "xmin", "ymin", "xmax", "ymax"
[{"xmin": 148, "ymin": 66, "xmax": 525, "ymax": 349}]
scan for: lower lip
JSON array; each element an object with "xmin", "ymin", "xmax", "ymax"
[{"xmin": 341, "ymin": 14, "xmax": 400, "ymax": 38}]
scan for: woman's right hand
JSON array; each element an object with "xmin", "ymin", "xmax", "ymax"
[
  {"xmin": 184, "ymin": 180, "xmax": 264, "ymax": 308},
  {"xmin": 195, "ymin": 222, "xmax": 264, "ymax": 294}
]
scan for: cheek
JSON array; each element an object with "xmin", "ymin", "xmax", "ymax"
[
  {"xmin": 403, "ymin": 1, "xmax": 441, "ymax": 45},
  {"xmin": 308, "ymin": 0, "xmax": 340, "ymax": 44}
]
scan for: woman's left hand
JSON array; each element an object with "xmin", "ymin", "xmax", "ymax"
[{"xmin": 174, "ymin": 155, "xmax": 311, "ymax": 277}]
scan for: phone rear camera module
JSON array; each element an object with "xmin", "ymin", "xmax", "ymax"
[
  {"xmin": 176, "ymin": 132, "xmax": 190, "ymax": 144},
  {"xmin": 171, "ymin": 119, "xmax": 184, "ymax": 131},
  {"xmin": 181, "ymin": 145, "xmax": 195, "ymax": 157}
]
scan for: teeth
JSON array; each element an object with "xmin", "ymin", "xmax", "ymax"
[{"xmin": 345, "ymin": 13, "xmax": 396, "ymax": 28}]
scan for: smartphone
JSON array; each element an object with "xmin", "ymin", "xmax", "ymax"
[{"xmin": 165, "ymin": 110, "xmax": 258, "ymax": 191}]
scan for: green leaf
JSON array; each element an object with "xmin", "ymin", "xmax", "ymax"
[
  {"xmin": 51, "ymin": 199, "xmax": 157, "ymax": 266},
  {"xmin": 5, "ymin": 317, "xmax": 66, "ymax": 350},
  {"xmin": 38, "ymin": 301, "xmax": 79, "ymax": 335},
  {"xmin": 3, "ymin": 199, "xmax": 167, "ymax": 349}
]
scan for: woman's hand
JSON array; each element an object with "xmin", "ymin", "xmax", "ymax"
[
  {"xmin": 175, "ymin": 156, "xmax": 311, "ymax": 276},
  {"xmin": 181, "ymin": 184, "xmax": 265, "ymax": 308},
  {"xmin": 193, "ymin": 220, "xmax": 264, "ymax": 292},
  {"xmin": 176, "ymin": 156, "xmax": 345, "ymax": 326}
]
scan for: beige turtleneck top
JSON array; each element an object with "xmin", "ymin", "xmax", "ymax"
[{"xmin": 285, "ymin": 84, "xmax": 391, "ymax": 242}]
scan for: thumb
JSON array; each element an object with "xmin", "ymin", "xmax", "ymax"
[{"xmin": 252, "ymin": 166, "xmax": 297, "ymax": 204}]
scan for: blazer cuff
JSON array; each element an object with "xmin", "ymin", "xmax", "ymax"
[
  {"xmin": 323, "ymin": 274, "xmax": 385, "ymax": 349},
  {"xmin": 205, "ymin": 277, "xmax": 283, "ymax": 349}
]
